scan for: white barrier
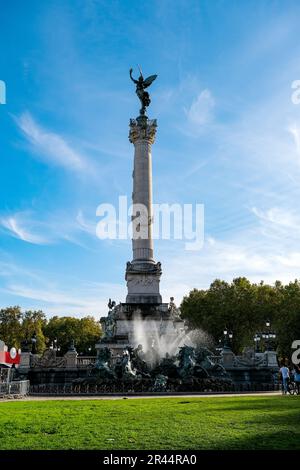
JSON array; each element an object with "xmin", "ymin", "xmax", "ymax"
[{"xmin": 0, "ymin": 380, "xmax": 30, "ymax": 396}]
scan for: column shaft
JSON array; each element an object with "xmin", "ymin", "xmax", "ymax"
[{"xmin": 132, "ymin": 140, "xmax": 154, "ymax": 261}]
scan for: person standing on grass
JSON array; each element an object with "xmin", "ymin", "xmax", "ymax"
[
  {"xmin": 293, "ymin": 365, "xmax": 300, "ymax": 395},
  {"xmin": 280, "ymin": 364, "xmax": 290, "ymax": 395}
]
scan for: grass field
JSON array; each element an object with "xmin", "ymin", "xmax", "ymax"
[{"xmin": 0, "ymin": 395, "xmax": 299, "ymax": 450}]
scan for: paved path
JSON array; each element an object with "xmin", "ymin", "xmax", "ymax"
[{"xmin": 0, "ymin": 391, "xmax": 281, "ymax": 402}]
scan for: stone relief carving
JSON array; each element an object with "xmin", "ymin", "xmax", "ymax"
[
  {"xmin": 31, "ymin": 349, "xmax": 66, "ymax": 369},
  {"xmin": 127, "ymin": 276, "xmax": 156, "ymax": 287}
]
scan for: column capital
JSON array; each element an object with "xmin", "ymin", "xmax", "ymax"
[{"xmin": 129, "ymin": 116, "xmax": 157, "ymax": 145}]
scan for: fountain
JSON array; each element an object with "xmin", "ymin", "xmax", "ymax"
[{"xmin": 71, "ymin": 342, "xmax": 233, "ymax": 394}]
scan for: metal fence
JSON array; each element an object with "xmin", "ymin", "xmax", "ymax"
[{"xmin": 0, "ymin": 380, "xmax": 30, "ymax": 397}]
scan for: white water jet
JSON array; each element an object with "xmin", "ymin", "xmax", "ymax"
[{"xmin": 125, "ymin": 314, "xmax": 212, "ymax": 364}]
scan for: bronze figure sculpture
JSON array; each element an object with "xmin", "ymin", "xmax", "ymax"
[{"xmin": 129, "ymin": 67, "xmax": 157, "ymax": 115}]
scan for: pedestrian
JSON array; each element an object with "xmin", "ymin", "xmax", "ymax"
[
  {"xmin": 293, "ymin": 364, "xmax": 300, "ymax": 394},
  {"xmin": 279, "ymin": 364, "xmax": 290, "ymax": 395}
]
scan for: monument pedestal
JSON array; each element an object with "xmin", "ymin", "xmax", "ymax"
[{"xmin": 125, "ymin": 260, "xmax": 162, "ymax": 304}]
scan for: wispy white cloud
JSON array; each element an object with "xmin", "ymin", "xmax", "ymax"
[
  {"xmin": 251, "ymin": 206, "xmax": 300, "ymax": 246},
  {"xmin": 274, "ymin": 252, "xmax": 300, "ymax": 268},
  {"xmin": 160, "ymin": 231, "xmax": 300, "ymax": 304},
  {"xmin": 16, "ymin": 112, "xmax": 91, "ymax": 173},
  {"xmin": 2, "ymin": 276, "xmax": 124, "ymax": 317},
  {"xmin": 0, "ymin": 213, "xmax": 50, "ymax": 245},
  {"xmin": 150, "ymin": 75, "xmax": 216, "ymax": 138},
  {"xmin": 288, "ymin": 123, "xmax": 300, "ymax": 156},
  {"xmin": 0, "ymin": 257, "xmax": 43, "ymax": 282},
  {"xmin": 252, "ymin": 206, "xmax": 300, "ymax": 230},
  {"xmin": 0, "ymin": 256, "xmax": 125, "ymax": 316},
  {"xmin": 76, "ymin": 209, "xmax": 97, "ymax": 236},
  {"xmin": 0, "ymin": 209, "xmax": 100, "ymax": 247},
  {"xmin": 185, "ymin": 89, "xmax": 215, "ymax": 127}
]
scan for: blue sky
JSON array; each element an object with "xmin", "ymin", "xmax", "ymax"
[{"xmin": 1, "ymin": 0, "xmax": 300, "ymax": 317}]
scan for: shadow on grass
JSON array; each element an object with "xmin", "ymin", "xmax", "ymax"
[
  {"xmin": 213, "ymin": 430, "xmax": 300, "ymax": 450},
  {"xmin": 199, "ymin": 396, "xmax": 300, "ymax": 450}
]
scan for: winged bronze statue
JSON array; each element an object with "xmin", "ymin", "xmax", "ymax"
[{"xmin": 129, "ymin": 67, "xmax": 157, "ymax": 115}]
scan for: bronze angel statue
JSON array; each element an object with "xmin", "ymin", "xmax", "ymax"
[{"xmin": 129, "ymin": 67, "xmax": 157, "ymax": 115}]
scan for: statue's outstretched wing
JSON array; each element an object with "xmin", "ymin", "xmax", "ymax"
[{"xmin": 143, "ymin": 74, "xmax": 157, "ymax": 88}]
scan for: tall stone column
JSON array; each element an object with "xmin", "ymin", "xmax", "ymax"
[{"xmin": 126, "ymin": 115, "xmax": 162, "ymax": 304}]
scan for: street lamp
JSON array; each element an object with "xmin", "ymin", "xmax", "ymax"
[
  {"xmin": 216, "ymin": 339, "xmax": 222, "ymax": 353},
  {"xmin": 223, "ymin": 328, "xmax": 233, "ymax": 348},
  {"xmin": 254, "ymin": 334, "xmax": 261, "ymax": 353},
  {"xmin": 31, "ymin": 332, "xmax": 37, "ymax": 355},
  {"xmin": 223, "ymin": 328, "xmax": 228, "ymax": 348},
  {"xmin": 268, "ymin": 332, "xmax": 276, "ymax": 349},
  {"xmin": 262, "ymin": 321, "xmax": 277, "ymax": 351}
]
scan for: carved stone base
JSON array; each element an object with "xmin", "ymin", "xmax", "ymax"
[{"xmin": 125, "ymin": 260, "xmax": 162, "ymax": 303}]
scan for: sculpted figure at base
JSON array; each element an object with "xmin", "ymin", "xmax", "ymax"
[
  {"xmin": 129, "ymin": 344, "xmax": 151, "ymax": 378},
  {"xmin": 195, "ymin": 346, "xmax": 227, "ymax": 377},
  {"xmin": 152, "ymin": 374, "xmax": 168, "ymax": 392},
  {"xmin": 100, "ymin": 305, "xmax": 117, "ymax": 340},
  {"xmin": 120, "ymin": 348, "xmax": 137, "ymax": 379},
  {"xmin": 95, "ymin": 347, "xmax": 116, "ymax": 379}
]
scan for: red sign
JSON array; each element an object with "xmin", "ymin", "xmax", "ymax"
[{"xmin": 0, "ymin": 348, "xmax": 21, "ymax": 367}]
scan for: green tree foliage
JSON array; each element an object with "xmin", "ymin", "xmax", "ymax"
[
  {"xmin": 0, "ymin": 308, "xmax": 101, "ymax": 355},
  {"xmin": 275, "ymin": 281, "xmax": 300, "ymax": 359},
  {"xmin": 181, "ymin": 277, "xmax": 300, "ymax": 356},
  {"xmin": 0, "ymin": 307, "xmax": 47, "ymax": 352},
  {"xmin": 21, "ymin": 310, "xmax": 47, "ymax": 354},
  {"xmin": 43, "ymin": 316, "xmax": 101, "ymax": 354},
  {"xmin": 0, "ymin": 306, "xmax": 23, "ymax": 348}
]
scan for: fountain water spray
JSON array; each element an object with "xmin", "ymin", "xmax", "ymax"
[{"xmin": 125, "ymin": 314, "xmax": 213, "ymax": 366}]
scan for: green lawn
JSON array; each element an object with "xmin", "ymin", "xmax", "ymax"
[{"xmin": 0, "ymin": 396, "xmax": 299, "ymax": 450}]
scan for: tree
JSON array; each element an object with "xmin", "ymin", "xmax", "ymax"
[
  {"xmin": 21, "ymin": 310, "xmax": 47, "ymax": 354},
  {"xmin": 181, "ymin": 278, "xmax": 254, "ymax": 352},
  {"xmin": 180, "ymin": 277, "xmax": 290, "ymax": 354},
  {"xmin": 274, "ymin": 280, "xmax": 300, "ymax": 359},
  {"xmin": 78, "ymin": 317, "xmax": 102, "ymax": 354},
  {"xmin": 0, "ymin": 306, "xmax": 23, "ymax": 348},
  {"xmin": 43, "ymin": 316, "xmax": 101, "ymax": 354}
]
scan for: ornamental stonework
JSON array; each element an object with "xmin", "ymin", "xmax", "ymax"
[{"xmin": 129, "ymin": 118, "xmax": 157, "ymax": 144}]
